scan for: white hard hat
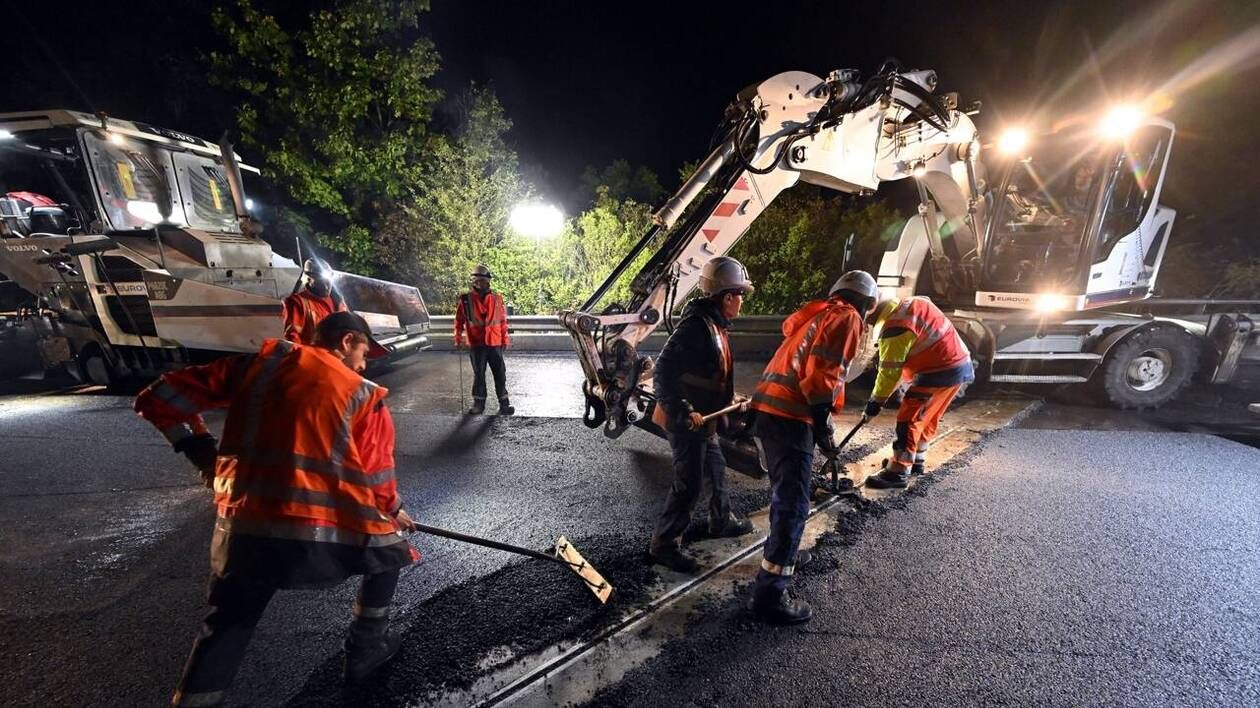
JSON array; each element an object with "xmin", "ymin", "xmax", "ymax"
[
  {"xmin": 302, "ymin": 257, "xmax": 333, "ymax": 284},
  {"xmin": 828, "ymin": 270, "xmax": 878, "ymax": 300},
  {"xmin": 699, "ymin": 256, "xmax": 755, "ymax": 296},
  {"xmin": 471, "ymin": 264, "xmax": 493, "ymax": 279}
]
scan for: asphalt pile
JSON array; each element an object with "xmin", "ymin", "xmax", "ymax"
[{"xmin": 285, "ymin": 533, "xmax": 659, "ymax": 707}]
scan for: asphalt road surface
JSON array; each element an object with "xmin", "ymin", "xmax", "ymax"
[{"xmin": 1, "ymin": 351, "xmax": 1257, "ymax": 706}]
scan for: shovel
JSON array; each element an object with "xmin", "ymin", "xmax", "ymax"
[{"xmin": 409, "ymin": 523, "xmax": 613, "ymax": 603}]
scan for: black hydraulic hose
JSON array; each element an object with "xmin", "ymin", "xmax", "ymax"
[{"xmin": 580, "ymin": 221, "xmax": 666, "ymax": 312}]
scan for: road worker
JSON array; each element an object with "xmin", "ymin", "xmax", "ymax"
[
  {"xmin": 647, "ymin": 256, "xmax": 757, "ymax": 573},
  {"xmin": 746, "ymin": 270, "xmax": 875, "ymax": 624},
  {"xmin": 282, "ymin": 257, "xmax": 347, "ymax": 344},
  {"xmin": 454, "ymin": 264, "xmax": 513, "ymax": 415},
  {"xmin": 862, "ymin": 294, "xmax": 974, "ymax": 489},
  {"xmin": 134, "ymin": 311, "xmax": 418, "ymax": 707}
]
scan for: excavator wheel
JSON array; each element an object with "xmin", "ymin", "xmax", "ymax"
[{"xmin": 1097, "ymin": 326, "xmax": 1199, "ymax": 409}]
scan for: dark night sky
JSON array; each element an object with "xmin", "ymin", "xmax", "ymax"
[{"xmin": 5, "ymin": 0, "xmax": 1260, "ymax": 243}]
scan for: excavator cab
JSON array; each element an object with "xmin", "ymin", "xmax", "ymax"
[{"xmin": 976, "ymin": 114, "xmax": 1175, "ymax": 311}]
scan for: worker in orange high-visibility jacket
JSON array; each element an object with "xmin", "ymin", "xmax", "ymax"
[
  {"xmin": 134, "ymin": 311, "xmax": 419, "ymax": 707},
  {"xmin": 282, "ymin": 257, "xmax": 348, "ymax": 344},
  {"xmin": 453, "ymin": 264, "xmax": 513, "ymax": 415},
  {"xmin": 862, "ymin": 295, "xmax": 974, "ymax": 490},
  {"xmin": 746, "ymin": 270, "xmax": 874, "ymax": 625}
]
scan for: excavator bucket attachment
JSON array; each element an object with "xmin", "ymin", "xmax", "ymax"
[{"xmin": 556, "ymin": 536, "xmax": 613, "ymax": 604}]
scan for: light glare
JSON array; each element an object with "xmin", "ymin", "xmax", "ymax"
[
  {"xmin": 510, "ymin": 203, "xmax": 564, "ymax": 239},
  {"xmin": 1100, "ymin": 105, "xmax": 1144, "ymax": 139},
  {"xmin": 0, "ymin": 129, "xmax": 12, "ymax": 140},
  {"xmin": 997, "ymin": 127, "xmax": 1029, "ymax": 156},
  {"xmin": 1035, "ymin": 293, "xmax": 1070, "ymax": 312}
]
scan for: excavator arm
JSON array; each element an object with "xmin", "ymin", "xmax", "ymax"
[{"xmin": 561, "ymin": 64, "xmax": 986, "ymax": 443}]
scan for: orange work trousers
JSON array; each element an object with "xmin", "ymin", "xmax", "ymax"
[{"xmin": 889, "ymin": 383, "xmax": 964, "ymax": 474}]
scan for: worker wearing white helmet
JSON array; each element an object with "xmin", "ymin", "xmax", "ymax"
[
  {"xmin": 282, "ymin": 257, "xmax": 348, "ymax": 345},
  {"xmin": 648, "ymin": 256, "xmax": 757, "ymax": 573},
  {"xmin": 746, "ymin": 269, "xmax": 878, "ymax": 624}
]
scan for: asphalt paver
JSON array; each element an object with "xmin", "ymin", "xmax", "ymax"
[{"xmin": 589, "ymin": 429, "xmax": 1260, "ymax": 707}]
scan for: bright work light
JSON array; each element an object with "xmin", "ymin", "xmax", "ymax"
[
  {"xmin": 1099, "ymin": 105, "xmax": 1144, "ymax": 139},
  {"xmin": 997, "ymin": 127, "xmax": 1030, "ymax": 156},
  {"xmin": 510, "ymin": 203, "xmax": 564, "ymax": 240}
]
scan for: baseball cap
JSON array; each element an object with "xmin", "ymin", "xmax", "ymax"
[{"xmin": 316, "ymin": 310, "xmax": 390, "ymax": 359}]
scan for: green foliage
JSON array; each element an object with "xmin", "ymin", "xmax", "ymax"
[
  {"xmin": 730, "ymin": 188, "xmax": 904, "ymax": 314},
  {"xmin": 209, "ymin": 0, "xmax": 441, "ymax": 273},
  {"xmin": 577, "ymin": 160, "xmax": 665, "ymax": 206}
]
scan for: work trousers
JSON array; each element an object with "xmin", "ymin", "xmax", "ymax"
[
  {"xmin": 650, "ymin": 428, "xmax": 731, "ymax": 553},
  {"xmin": 752, "ymin": 413, "xmax": 815, "ymax": 598},
  {"xmin": 469, "ymin": 345, "xmax": 509, "ymax": 403},
  {"xmin": 171, "ymin": 569, "xmax": 400, "ymax": 707},
  {"xmin": 888, "ymin": 383, "xmax": 965, "ymax": 474}
]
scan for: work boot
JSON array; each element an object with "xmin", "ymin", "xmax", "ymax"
[
  {"xmin": 648, "ymin": 545, "xmax": 700, "ymax": 574},
  {"xmin": 498, "ymin": 396, "xmax": 515, "ymax": 416},
  {"xmin": 910, "ymin": 462, "xmax": 926, "ymax": 476},
  {"xmin": 748, "ymin": 588, "xmax": 813, "ymax": 625},
  {"xmin": 344, "ymin": 631, "xmax": 403, "ymax": 683},
  {"xmin": 865, "ymin": 464, "xmax": 909, "ymax": 489},
  {"xmin": 794, "ymin": 549, "xmax": 812, "ymax": 570},
  {"xmin": 467, "ymin": 398, "xmax": 485, "ymax": 415},
  {"xmin": 708, "ymin": 515, "xmax": 755, "ymax": 539}
]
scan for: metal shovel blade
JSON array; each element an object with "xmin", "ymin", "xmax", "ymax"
[{"xmin": 555, "ymin": 536, "xmax": 613, "ymax": 604}]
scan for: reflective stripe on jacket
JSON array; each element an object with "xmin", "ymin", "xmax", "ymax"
[
  {"xmin": 282, "ymin": 290, "xmax": 346, "ymax": 345},
  {"xmin": 454, "ymin": 290, "xmax": 510, "ymax": 347},
  {"xmin": 872, "ymin": 297, "xmax": 971, "ymax": 400},
  {"xmin": 750, "ymin": 298, "xmax": 864, "ymax": 423}
]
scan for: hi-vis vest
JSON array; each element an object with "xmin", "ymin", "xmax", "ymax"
[
  {"xmin": 677, "ymin": 319, "xmax": 734, "ymax": 414},
  {"xmin": 283, "ymin": 290, "xmax": 346, "ymax": 345},
  {"xmin": 457, "ymin": 290, "xmax": 508, "ymax": 346},
  {"xmin": 213, "ymin": 339, "xmax": 398, "ymax": 538},
  {"xmin": 750, "ymin": 299, "xmax": 863, "ymax": 424},
  {"xmin": 879, "ymin": 297, "xmax": 970, "ymax": 375}
]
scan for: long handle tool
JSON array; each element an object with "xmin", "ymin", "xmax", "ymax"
[
  {"xmin": 410, "ymin": 523, "xmax": 613, "ymax": 603},
  {"xmin": 819, "ymin": 415, "xmax": 868, "ymax": 494}
]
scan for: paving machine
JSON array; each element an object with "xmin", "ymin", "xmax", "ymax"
[{"xmin": 0, "ymin": 110, "xmax": 431, "ymax": 384}]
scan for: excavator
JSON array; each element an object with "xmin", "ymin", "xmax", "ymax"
[{"xmin": 561, "ymin": 62, "xmax": 1258, "ymax": 476}]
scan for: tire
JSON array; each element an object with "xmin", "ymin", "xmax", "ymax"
[{"xmin": 1098, "ymin": 327, "xmax": 1199, "ymax": 409}]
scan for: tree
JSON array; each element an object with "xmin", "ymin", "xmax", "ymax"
[
  {"xmin": 209, "ymin": 0, "xmax": 442, "ymax": 273},
  {"xmin": 576, "ymin": 161, "xmax": 665, "ymax": 207},
  {"xmin": 377, "ymin": 86, "xmax": 529, "ymax": 312},
  {"xmin": 729, "ymin": 188, "xmax": 904, "ymax": 314}
]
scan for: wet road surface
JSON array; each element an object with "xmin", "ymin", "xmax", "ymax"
[{"xmin": 0, "ymin": 351, "xmax": 1257, "ymax": 706}]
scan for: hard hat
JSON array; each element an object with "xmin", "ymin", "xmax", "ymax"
[
  {"xmin": 302, "ymin": 257, "xmax": 333, "ymax": 284},
  {"xmin": 471, "ymin": 264, "xmax": 493, "ymax": 279},
  {"xmin": 699, "ymin": 256, "xmax": 754, "ymax": 296},
  {"xmin": 828, "ymin": 270, "xmax": 878, "ymax": 300}
]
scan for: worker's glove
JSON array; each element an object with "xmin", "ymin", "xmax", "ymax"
[
  {"xmin": 454, "ymin": 335, "xmax": 467, "ymax": 350},
  {"xmin": 174, "ymin": 433, "xmax": 218, "ymax": 488},
  {"xmin": 810, "ymin": 406, "xmax": 838, "ymax": 457},
  {"xmin": 392, "ymin": 507, "xmax": 418, "ymax": 533},
  {"xmin": 864, "ymin": 399, "xmax": 884, "ymax": 420}
]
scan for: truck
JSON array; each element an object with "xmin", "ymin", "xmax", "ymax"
[
  {"xmin": 560, "ymin": 63, "xmax": 1259, "ymax": 474},
  {"xmin": 0, "ymin": 110, "xmax": 431, "ymax": 385}
]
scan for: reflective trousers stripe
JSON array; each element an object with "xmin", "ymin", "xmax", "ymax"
[
  {"xmin": 760, "ymin": 557, "xmax": 795, "ymax": 576},
  {"xmin": 172, "ymin": 689, "xmax": 225, "ymax": 707},
  {"xmin": 352, "ymin": 603, "xmax": 390, "ymax": 618},
  {"xmin": 215, "ymin": 517, "xmax": 406, "ymax": 548}
]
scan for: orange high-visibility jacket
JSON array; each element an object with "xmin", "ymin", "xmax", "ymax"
[
  {"xmin": 454, "ymin": 289, "xmax": 510, "ymax": 347},
  {"xmin": 750, "ymin": 298, "xmax": 864, "ymax": 423},
  {"xmin": 873, "ymin": 297, "xmax": 971, "ymax": 395},
  {"xmin": 134, "ymin": 340, "xmax": 414, "ymax": 559},
  {"xmin": 282, "ymin": 290, "xmax": 347, "ymax": 345}
]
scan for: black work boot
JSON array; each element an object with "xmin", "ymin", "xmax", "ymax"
[
  {"xmin": 865, "ymin": 464, "xmax": 910, "ymax": 489},
  {"xmin": 910, "ymin": 462, "xmax": 926, "ymax": 476},
  {"xmin": 748, "ymin": 588, "xmax": 813, "ymax": 625},
  {"xmin": 794, "ymin": 549, "xmax": 812, "ymax": 570},
  {"xmin": 498, "ymin": 396, "xmax": 515, "ymax": 416},
  {"xmin": 708, "ymin": 515, "xmax": 755, "ymax": 538},
  {"xmin": 648, "ymin": 545, "xmax": 700, "ymax": 574},
  {"xmin": 344, "ymin": 632, "xmax": 403, "ymax": 683},
  {"xmin": 467, "ymin": 398, "xmax": 485, "ymax": 415}
]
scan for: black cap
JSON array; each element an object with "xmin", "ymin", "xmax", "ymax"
[{"xmin": 316, "ymin": 310, "xmax": 390, "ymax": 359}]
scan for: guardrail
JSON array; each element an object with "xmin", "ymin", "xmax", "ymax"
[{"xmin": 423, "ymin": 315, "xmax": 788, "ymax": 353}]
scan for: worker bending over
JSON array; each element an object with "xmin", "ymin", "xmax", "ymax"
[
  {"xmin": 282, "ymin": 257, "xmax": 347, "ymax": 344},
  {"xmin": 748, "ymin": 270, "xmax": 874, "ymax": 624},
  {"xmin": 134, "ymin": 311, "xmax": 419, "ymax": 707},
  {"xmin": 454, "ymin": 264, "xmax": 513, "ymax": 415},
  {"xmin": 862, "ymin": 295, "xmax": 974, "ymax": 489},
  {"xmin": 648, "ymin": 257, "xmax": 756, "ymax": 573}
]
